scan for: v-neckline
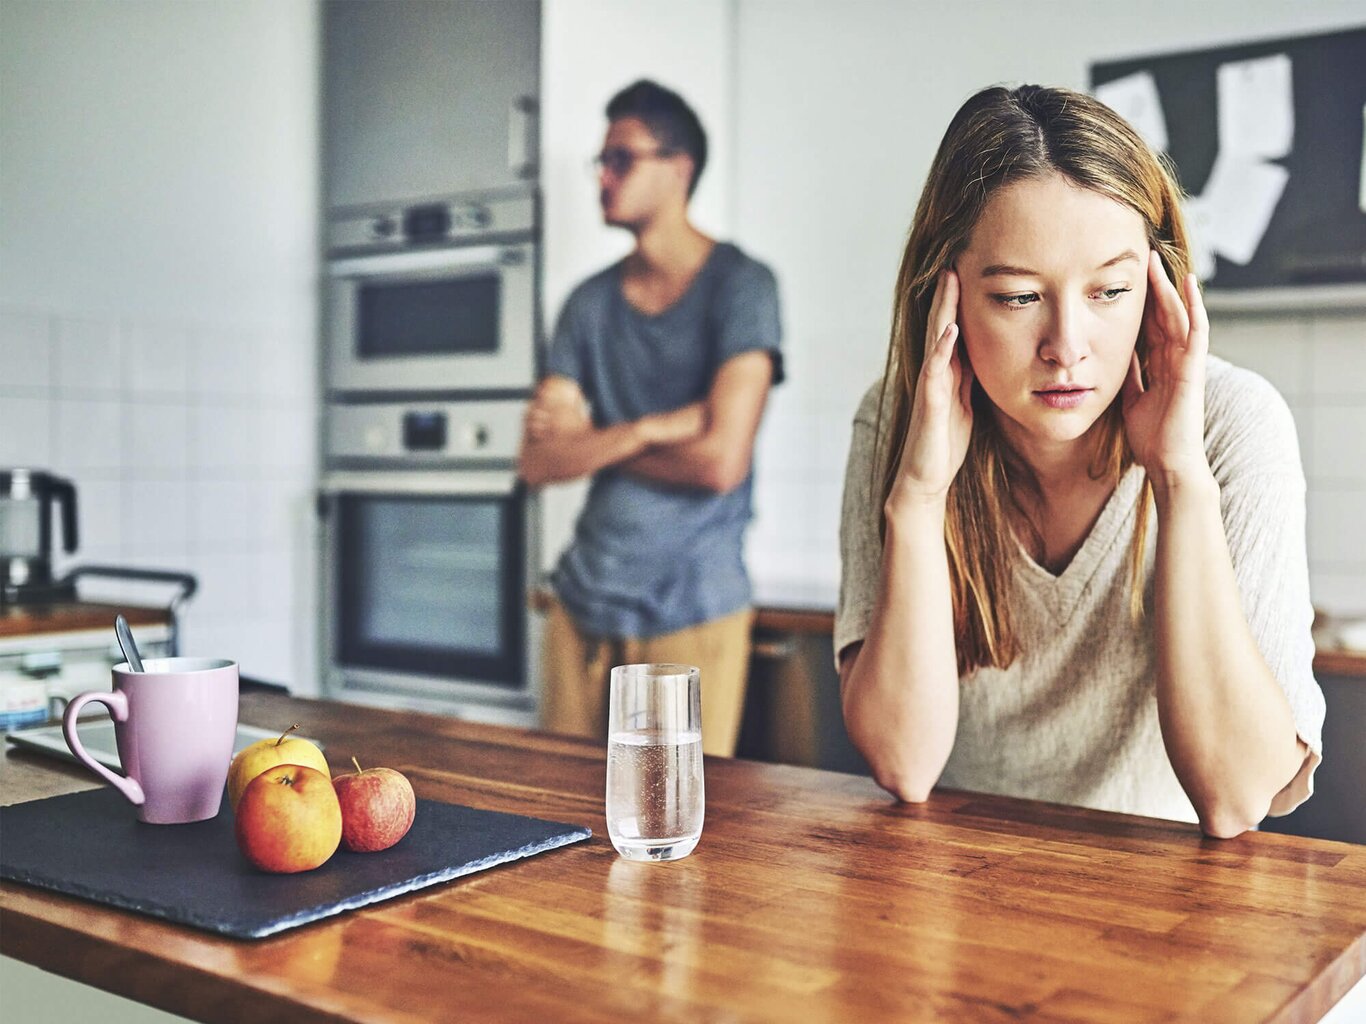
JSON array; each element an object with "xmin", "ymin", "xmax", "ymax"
[
  {"xmin": 1012, "ymin": 465, "xmax": 1146, "ymax": 621},
  {"xmin": 618, "ymin": 242, "xmax": 722, "ymax": 320}
]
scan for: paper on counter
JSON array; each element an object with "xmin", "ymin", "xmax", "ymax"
[
  {"xmin": 1217, "ymin": 53, "xmax": 1294, "ymax": 160},
  {"xmin": 1199, "ymin": 154, "xmax": 1289, "ymax": 266},
  {"xmin": 1096, "ymin": 70, "xmax": 1169, "ymax": 153}
]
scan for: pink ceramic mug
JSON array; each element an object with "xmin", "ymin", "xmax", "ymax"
[{"xmin": 62, "ymin": 657, "xmax": 240, "ymax": 824}]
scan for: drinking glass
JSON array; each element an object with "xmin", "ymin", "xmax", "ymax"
[{"xmin": 605, "ymin": 664, "xmax": 704, "ymax": 862}]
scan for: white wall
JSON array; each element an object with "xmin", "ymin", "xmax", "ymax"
[
  {"xmin": 0, "ymin": 0, "xmax": 320, "ymax": 691},
  {"xmin": 732, "ymin": 1, "xmax": 1366, "ymax": 613},
  {"xmin": 538, "ymin": 0, "xmax": 738, "ymax": 571}
]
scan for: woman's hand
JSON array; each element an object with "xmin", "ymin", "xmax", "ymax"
[
  {"xmin": 887, "ymin": 270, "xmax": 975, "ymax": 512},
  {"xmin": 1121, "ymin": 250, "xmax": 1212, "ymax": 487}
]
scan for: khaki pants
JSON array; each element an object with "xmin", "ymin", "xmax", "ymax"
[{"xmin": 540, "ymin": 597, "xmax": 755, "ymax": 757}]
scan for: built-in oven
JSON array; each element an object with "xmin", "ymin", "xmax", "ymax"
[
  {"xmin": 319, "ymin": 400, "xmax": 539, "ymax": 726},
  {"xmin": 325, "ymin": 190, "xmax": 538, "ymax": 395}
]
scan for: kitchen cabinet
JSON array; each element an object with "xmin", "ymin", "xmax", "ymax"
[
  {"xmin": 1260, "ymin": 667, "xmax": 1366, "ymax": 845},
  {"xmin": 322, "ymin": 0, "xmax": 539, "ymax": 209}
]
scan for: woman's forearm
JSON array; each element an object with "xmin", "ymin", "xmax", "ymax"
[
  {"xmin": 1152, "ymin": 471, "xmax": 1305, "ymax": 838},
  {"xmin": 841, "ymin": 500, "xmax": 960, "ymax": 801}
]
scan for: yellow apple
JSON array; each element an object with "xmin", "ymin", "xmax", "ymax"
[{"xmin": 228, "ymin": 723, "xmax": 329, "ymax": 810}]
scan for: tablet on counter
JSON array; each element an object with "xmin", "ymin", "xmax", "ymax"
[{"xmin": 5, "ymin": 721, "xmax": 323, "ymax": 771}]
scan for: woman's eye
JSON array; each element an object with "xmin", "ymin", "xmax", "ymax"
[
  {"xmin": 994, "ymin": 293, "xmax": 1038, "ymax": 309},
  {"xmin": 1096, "ymin": 286, "xmax": 1132, "ymax": 302}
]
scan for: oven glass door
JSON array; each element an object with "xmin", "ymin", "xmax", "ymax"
[
  {"xmin": 327, "ymin": 244, "xmax": 535, "ymax": 392},
  {"xmin": 358, "ymin": 272, "xmax": 500, "ymax": 358},
  {"xmin": 335, "ymin": 489, "xmax": 524, "ymax": 687}
]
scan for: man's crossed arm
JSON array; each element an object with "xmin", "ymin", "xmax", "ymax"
[{"xmin": 516, "ymin": 350, "xmax": 775, "ymax": 494}]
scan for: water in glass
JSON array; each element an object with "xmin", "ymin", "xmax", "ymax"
[{"xmin": 606, "ymin": 728, "xmax": 703, "ymax": 861}]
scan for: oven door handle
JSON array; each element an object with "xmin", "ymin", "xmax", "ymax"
[
  {"xmin": 319, "ymin": 470, "xmax": 520, "ymax": 498},
  {"xmin": 327, "ymin": 244, "xmax": 527, "ymax": 279}
]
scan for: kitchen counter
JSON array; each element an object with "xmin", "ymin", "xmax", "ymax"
[
  {"xmin": 3, "ymin": 692, "xmax": 1364, "ymax": 1023},
  {"xmin": 0, "ymin": 601, "xmax": 168, "ymax": 641}
]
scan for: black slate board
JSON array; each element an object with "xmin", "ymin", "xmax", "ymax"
[{"xmin": 0, "ymin": 788, "xmax": 591, "ymax": 939}]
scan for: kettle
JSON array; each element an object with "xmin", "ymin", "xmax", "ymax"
[{"xmin": 0, "ymin": 469, "xmax": 79, "ymax": 606}]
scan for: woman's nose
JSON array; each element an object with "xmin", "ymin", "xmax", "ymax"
[{"xmin": 1039, "ymin": 299, "xmax": 1089, "ymax": 367}]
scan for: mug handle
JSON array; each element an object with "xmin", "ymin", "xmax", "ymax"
[{"xmin": 61, "ymin": 691, "xmax": 146, "ymax": 807}]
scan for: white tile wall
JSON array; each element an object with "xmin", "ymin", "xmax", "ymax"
[
  {"xmin": 54, "ymin": 397, "xmax": 122, "ymax": 475},
  {"xmin": 125, "ymin": 401, "xmax": 190, "ymax": 477},
  {"xmin": 1308, "ymin": 315, "xmax": 1366, "ymax": 398},
  {"xmin": 0, "ymin": 395, "xmax": 53, "ymax": 466},
  {"xmin": 0, "ymin": 309, "xmax": 53, "ymax": 391},
  {"xmin": 122, "ymin": 480, "xmax": 189, "ymax": 557},
  {"xmin": 54, "ymin": 316, "xmax": 122, "ymax": 394},
  {"xmin": 0, "ymin": 303, "xmax": 319, "ymax": 693},
  {"xmin": 123, "ymin": 321, "xmax": 190, "ymax": 396}
]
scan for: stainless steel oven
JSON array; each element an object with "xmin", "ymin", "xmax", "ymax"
[
  {"xmin": 325, "ymin": 191, "xmax": 538, "ymax": 395},
  {"xmin": 319, "ymin": 400, "xmax": 539, "ymax": 725}
]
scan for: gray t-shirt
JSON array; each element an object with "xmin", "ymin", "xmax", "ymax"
[
  {"xmin": 835, "ymin": 356, "xmax": 1324, "ymax": 822},
  {"xmin": 547, "ymin": 241, "xmax": 783, "ymax": 639}
]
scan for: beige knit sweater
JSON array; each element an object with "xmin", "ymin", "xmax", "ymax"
[{"xmin": 835, "ymin": 356, "xmax": 1325, "ymax": 823}]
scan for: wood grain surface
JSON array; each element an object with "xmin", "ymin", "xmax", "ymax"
[{"xmin": 3, "ymin": 691, "xmax": 1363, "ymax": 1024}]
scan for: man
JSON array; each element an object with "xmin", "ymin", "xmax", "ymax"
[{"xmin": 518, "ymin": 79, "xmax": 783, "ymax": 757}]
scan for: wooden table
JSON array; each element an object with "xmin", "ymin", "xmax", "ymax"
[{"xmin": 3, "ymin": 692, "xmax": 1364, "ymax": 1023}]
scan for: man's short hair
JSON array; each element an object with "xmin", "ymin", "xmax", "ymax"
[{"xmin": 606, "ymin": 79, "xmax": 708, "ymax": 198}]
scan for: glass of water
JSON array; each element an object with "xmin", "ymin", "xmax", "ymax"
[{"xmin": 606, "ymin": 663, "xmax": 704, "ymax": 862}]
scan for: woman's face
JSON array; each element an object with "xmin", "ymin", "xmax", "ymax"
[{"xmin": 955, "ymin": 173, "xmax": 1151, "ymax": 461}]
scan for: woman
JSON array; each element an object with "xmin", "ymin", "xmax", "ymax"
[{"xmin": 836, "ymin": 85, "xmax": 1324, "ymax": 838}]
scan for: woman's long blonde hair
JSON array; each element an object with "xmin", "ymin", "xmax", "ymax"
[{"xmin": 877, "ymin": 84, "xmax": 1193, "ymax": 675}]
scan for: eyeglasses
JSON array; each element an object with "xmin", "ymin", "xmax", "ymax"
[{"xmin": 590, "ymin": 146, "xmax": 679, "ymax": 177}]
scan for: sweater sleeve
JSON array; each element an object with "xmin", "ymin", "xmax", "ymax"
[
  {"xmin": 1204, "ymin": 360, "xmax": 1325, "ymax": 816},
  {"xmin": 834, "ymin": 381, "xmax": 888, "ymax": 669}
]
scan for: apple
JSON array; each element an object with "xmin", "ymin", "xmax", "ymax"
[
  {"xmin": 228, "ymin": 723, "xmax": 330, "ymax": 811},
  {"xmin": 234, "ymin": 764, "xmax": 343, "ymax": 873},
  {"xmin": 332, "ymin": 757, "xmax": 416, "ymax": 853}
]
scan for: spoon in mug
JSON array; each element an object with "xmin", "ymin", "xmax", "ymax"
[{"xmin": 114, "ymin": 614, "xmax": 145, "ymax": 673}]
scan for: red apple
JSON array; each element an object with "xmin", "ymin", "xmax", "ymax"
[
  {"xmin": 234, "ymin": 764, "xmax": 342, "ymax": 873},
  {"xmin": 332, "ymin": 757, "xmax": 416, "ymax": 853}
]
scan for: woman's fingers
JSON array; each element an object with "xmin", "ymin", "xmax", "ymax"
[
  {"xmin": 1147, "ymin": 249, "xmax": 1189, "ymax": 345},
  {"xmin": 924, "ymin": 322, "xmax": 959, "ymax": 380},
  {"xmin": 932, "ymin": 269, "xmax": 960, "ymax": 340},
  {"xmin": 1183, "ymin": 273, "xmax": 1209, "ymax": 357}
]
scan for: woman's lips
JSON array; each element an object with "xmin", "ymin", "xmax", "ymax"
[{"xmin": 1033, "ymin": 387, "xmax": 1092, "ymax": 409}]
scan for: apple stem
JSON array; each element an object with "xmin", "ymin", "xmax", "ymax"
[
  {"xmin": 275, "ymin": 723, "xmax": 301, "ymax": 747},
  {"xmin": 351, "ymin": 756, "xmax": 364, "ymax": 775}
]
